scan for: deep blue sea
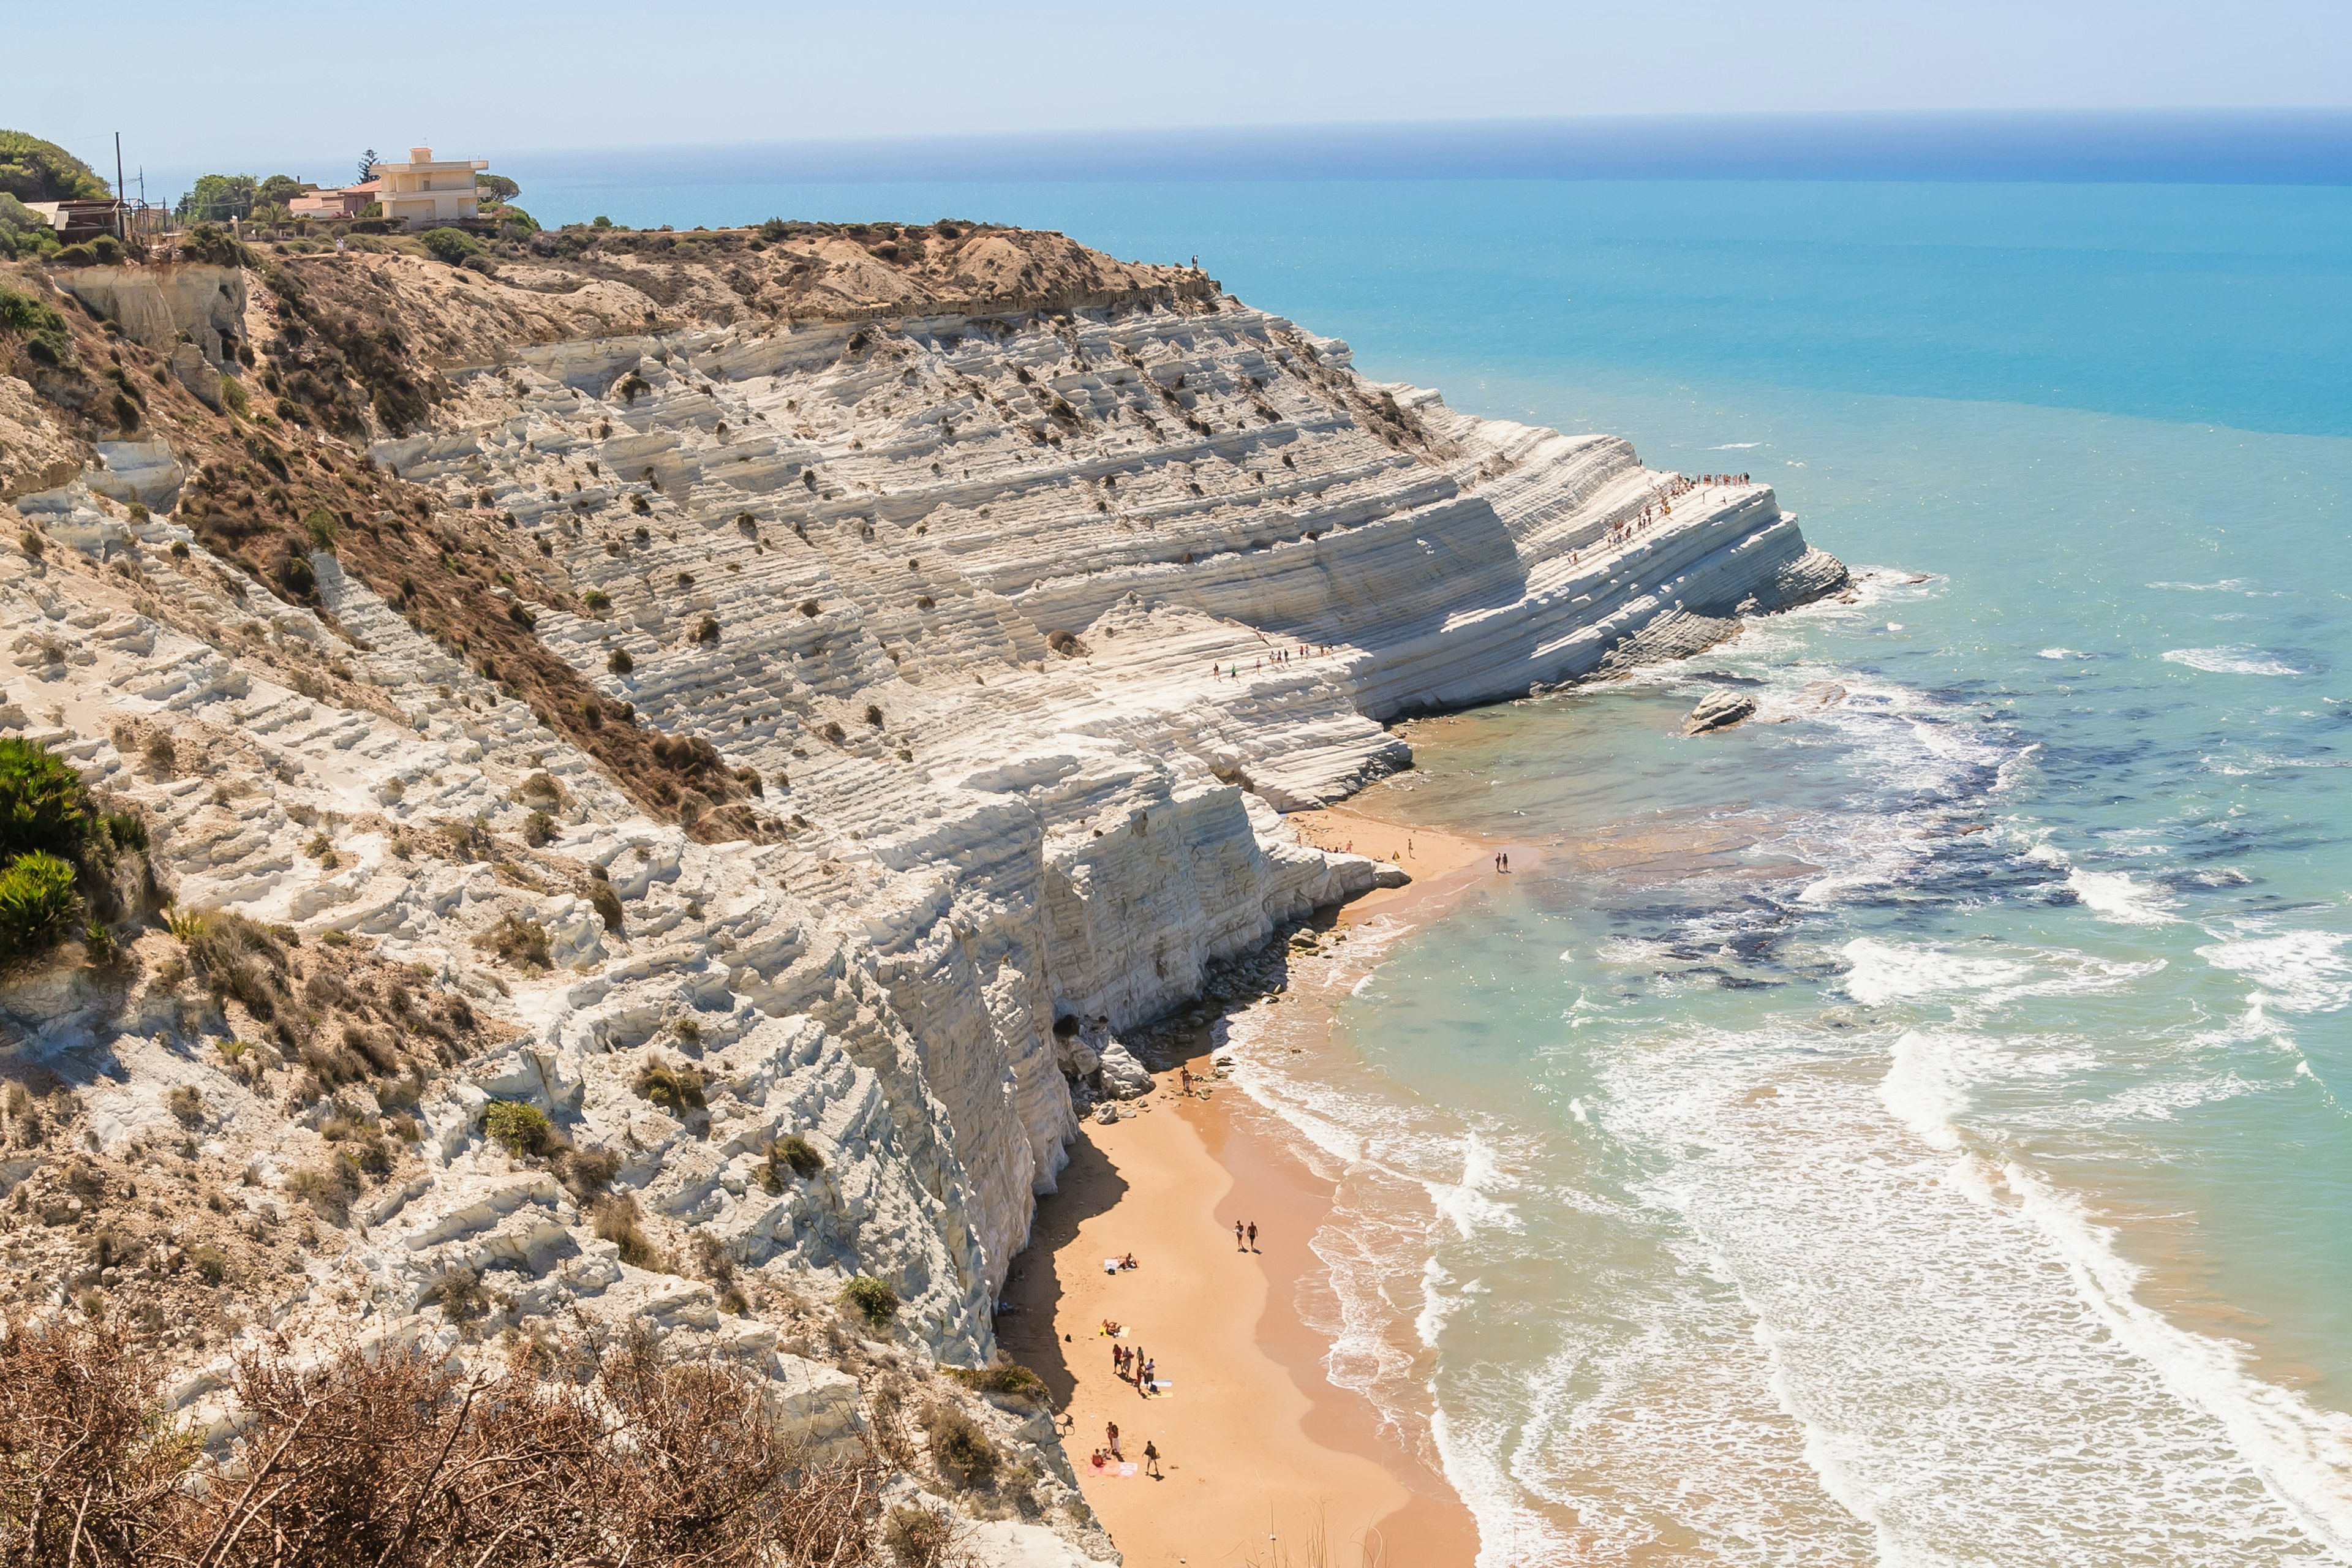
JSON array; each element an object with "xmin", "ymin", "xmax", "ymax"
[{"xmin": 517, "ymin": 126, "xmax": 2352, "ymax": 1564}]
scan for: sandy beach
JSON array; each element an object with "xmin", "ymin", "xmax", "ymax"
[{"xmin": 996, "ymin": 793, "xmax": 1526, "ymax": 1568}]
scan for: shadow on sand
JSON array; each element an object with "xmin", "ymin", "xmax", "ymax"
[{"xmin": 993, "ymin": 1123, "xmax": 1131, "ymax": 1412}]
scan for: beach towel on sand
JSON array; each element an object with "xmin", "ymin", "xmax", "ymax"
[{"xmin": 1102, "ymin": 1259, "xmax": 1120, "ymax": 1273}]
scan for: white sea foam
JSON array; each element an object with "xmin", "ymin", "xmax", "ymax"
[
  {"xmin": 2008, "ymin": 1166, "xmax": 2352, "ymax": 1555},
  {"xmin": 1839, "ymin": 938, "xmax": 2029, "ymax": 1006},
  {"xmin": 2067, "ymin": 867, "xmax": 2177, "ymax": 925},
  {"xmin": 1571, "ymin": 1020, "xmax": 2349, "ymax": 1564},
  {"xmin": 2162, "ymin": 647, "xmax": 2304, "ymax": 676},
  {"xmin": 1427, "ymin": 1132, "xmax": 1521, "ymax": 1239},
  {"xmin": 1878, "ymin": 1030, "xmax": 1977, "ymax": 1149},
  {"xmin": 2038, "ymin": 646, "xmax": 2088, "ymax": 659},
  {"xmin": 2149, "ymin": 578, "xmax": 2256, "ymax": 592},
  {"xmin": 2196, "ymin": 928, "xmax": 2352, "ymax": 1014}
]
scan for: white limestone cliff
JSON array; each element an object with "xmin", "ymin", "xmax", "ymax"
[{"xmin": 1, "ymin": 263, "xmax": 1840, "ymax": 1562}]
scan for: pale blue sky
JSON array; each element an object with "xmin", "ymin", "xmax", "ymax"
[{"xmin": 21, "ymin": 1, "xmax": 2351, "ymax": 185}]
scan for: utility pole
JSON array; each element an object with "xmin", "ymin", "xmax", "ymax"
[{"xmin": 114, "ymin": 132, "xmax": 126, "ymax": 242}]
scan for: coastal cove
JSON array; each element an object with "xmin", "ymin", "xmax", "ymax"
[
  {"xmin": 4, "ymin": 124, "xmax": 2350, "ymax": 1568},
  {"xmin": 918, "ymin": 170, "xmax": 2352, "ymax": 1562}
]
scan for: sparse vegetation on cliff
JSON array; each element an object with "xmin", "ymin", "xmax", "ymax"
[{"xmin": 0, "ymin": 1321, "xmax": 886, "ymax": 1566}]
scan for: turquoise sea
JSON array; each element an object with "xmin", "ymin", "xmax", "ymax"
[{"xmin": 520, "ymin": 129, "xmax": 2352, "ymax": 1563}]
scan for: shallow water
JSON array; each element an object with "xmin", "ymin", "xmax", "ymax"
[{"xmin": 542, "ymin": 156, "xmax": 2352, "ymax": 1562}]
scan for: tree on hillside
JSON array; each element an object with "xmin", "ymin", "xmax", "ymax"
[
  {"xmin": 476, "ymin": 172, "xmax": 521, "ymax": 205},
  {"xmin": 257, "ymin": 173, "xmax": 308, "ymax": 206},
  {"xmin": 177, "ymin": 173, "xmax": 257, "ymax": 222},
  {"xmin": 0, "ymin": 192, "xmax": 59, "ymax": 259},
  {"xmin": 358, "ymin": 147, "xmax": 379, "ymax": 184},
  {"xmin": 0, "ymin": 129, "xmax": 109, "ymax": 202}
]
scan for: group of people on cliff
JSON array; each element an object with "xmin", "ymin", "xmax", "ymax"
[
  {"xmin": 1211, "ymin": 641, "xmax": 1332, "ymax": 680},
  {"xmin": 1569, "ymin": 472, "xmax": 1758, "ymax": 565}
]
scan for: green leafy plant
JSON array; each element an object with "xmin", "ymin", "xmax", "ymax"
[
  {"xmin": 0, "ymin": 851, "xmax": 77, "ymax": 958},
  {"xmin": 483, "ymin": 1099, "xmax": 554, "ymax": 1156},
  {"xmin": 418, "ymin": 227, "xmax": 483, "ymax": 265},
  {"xmin": 475, "ymin": 913, "xmax": 551, "ymax": 973},
  {"xmin": 756, "ymin": 1134, "xmax": 824, "ymax": 1194},
  {"xmin": 0, "ymin": 737, "xmax": 93, "ymax": 861},
  {"xmin": 631, "ymin": 1057, "xmax": 704, "ymax": 1117},
  {"xmin": 946, "ymin": 1361, "xmax": 1047, "ymax": 1406},
  {"xmin": 0, "ymin": 285, "xmax": 72, "ymax": 366},
  {"xmin": 839, "ymin": 1275, "xmax": 898, "ymax": 1329}
]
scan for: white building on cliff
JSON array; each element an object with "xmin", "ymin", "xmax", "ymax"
[{"xmin": 370, "ymin": 146, "xmax": 489, "ymax": 227}]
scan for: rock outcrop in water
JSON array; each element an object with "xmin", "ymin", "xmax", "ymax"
[{"xmin": 0, "ymin": 222, "xmax": 1842, "ymax": 1559}]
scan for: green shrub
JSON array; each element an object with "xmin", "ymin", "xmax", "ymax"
[
  {"xmin": 188, "ymin": 1244, "xmax": 229, "ymax": 1285},
  {"xmin": 475, "ymin": 913, "xmax": 551, "ymax": 972},
  {"xmin": 0, "ymin": 737, "xmax": 93, "ymax": 862},
  {"xmin": 839, "ymin": 1274, "xmax": 898, "ymax": 1329},
  {"xmin": 303, "ymin": 509, "xmax": 340, "ymax": 551},
  {"xmin": 0, "ymin": 851, "xmax": 77, "ymax": 958},
  {"xmin": 165, "ymin": 1085, "xmax": 203, "ymax": 1126},
  {"xmin": 757, "ymin": 1133, "xmax": 824, "ymax": 1194},
  {"xmin": 632, "ymin": 1057, "xmax": 704, "ymax": 1117},
  {"xmin": 278, "ymin": 551, "xmax": 316, "ymax": 597},
  {"xmin": 483, "ymin": 1099, "xmax": 553, "ymax": 1156},
  {"xmin": 922, "ymin": 1404, "xmax": 997, "ymax": 1487},
  {"xmin": 580, "ymin": 588, "xmax": 610, "ymax": 614},
  {"xmin": 418, "ymin": 227, "xmax": 483, "ymax": 265},
  {"xmin": 948, "ymin": 1361, "xmax": 1047, "ymax": 1406},
  {"xmin": 587, "ymin": 879, "xmax": 624, "ymax": 934},
  {"xmin": 0, "ymin": 285, "xmax": 72, "ymax": 367},
  {"xmin": 0, "ymin": 131, "xmax": 108, "ymax": 202},
  {"xmin": 606, "ymin": 647, "xmax": 633, "ymax": 674}
]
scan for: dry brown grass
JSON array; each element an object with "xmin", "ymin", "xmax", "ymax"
[{"xmin": 0, "ymin": 1319, "xmax": 884, "ymax": 1566}]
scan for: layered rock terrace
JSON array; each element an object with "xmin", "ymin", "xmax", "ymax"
[{"xmin": 0, "ymin": 222, "xmax": 1843, "ymax": 1562}]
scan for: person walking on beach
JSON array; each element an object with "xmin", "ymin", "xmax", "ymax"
[
  {"xmin": 1234, "ymin": 1220, "xmax": 1246, "ymax": 1250},
  {"xmin": 1144, "ymin": 1439, "xmax": 1161, "ymax": 1479},
  {"xmin": 1247, "ymin": 1221, "xmax": 1259, "ymax": 1251},
  {"xmin": 1107, "ymin": 1420, "xmax": 1121, "ymax": 1459}
]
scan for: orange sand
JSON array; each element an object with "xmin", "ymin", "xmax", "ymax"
[{"xmin": 997, "ymin": 796, "xmax": 1529, "ymax": 1568}]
